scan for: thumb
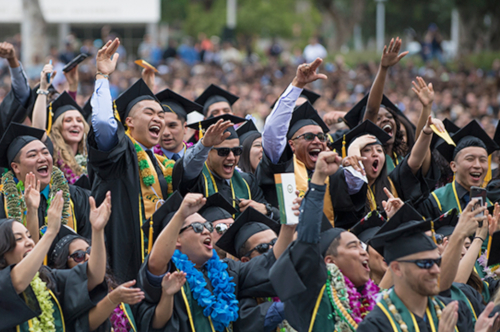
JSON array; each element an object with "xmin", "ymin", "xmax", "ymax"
[
  {"xmin": 382, "ymin": 200, "xmax": 387, "ymax": 209},
  {"xmin": 89, "ymin": 196, "xmax": 96, "ymax": 211},
  {"xmin": 122, "ymin": 279, "xmax": 136, "ymax": 288}
]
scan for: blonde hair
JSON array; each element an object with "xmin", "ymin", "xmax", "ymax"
[{"xmin": 49, "ymin": 112, "xmax": 90, "ymax": 177}]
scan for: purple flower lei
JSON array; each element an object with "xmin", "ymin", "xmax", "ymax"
[
  {"xmin": 343, "ymin": 273, "xmax": 379, "ymax": 323},
  {"xmin": 56, "ymin": 159, "xmax": 80, "ymax": 185},
  {"xmin": 110, "ymin": 305, "xmax": 132, "ymax": 332}
]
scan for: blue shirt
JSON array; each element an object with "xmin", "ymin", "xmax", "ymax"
[{"xmin": 91, "ymin": 79, "xmax": 118, "ymax": 152}]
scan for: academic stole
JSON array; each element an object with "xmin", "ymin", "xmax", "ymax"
[
  {"xmin": 367, "ymin": 178, "xmax": 398, "ymax": 212},
  {"xmin": 378, "ymin": 291, "xmax": 457, "ymax": 332},
  {"xmin": 17, "ymin": 290, "xmax": 65, "ymax": 332},
  {"xmin": 293, "ymin": 155, "xmax": 334, "ymax": 225},
  {"xmin": 202, "ymin": 163, "xmax": 251, "ymax": 210}
]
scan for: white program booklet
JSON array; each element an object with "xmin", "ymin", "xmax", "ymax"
[{"xmin": 274, "ymin": 173, "xmax": 299, "ymax": 225}]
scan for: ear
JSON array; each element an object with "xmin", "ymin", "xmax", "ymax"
[
  {"xmin": 324, "ymin": 255, "xmax": 335, "ymax": 265},
  {"xmin": 390, "ymin": 261, "xmax": 403, "ymax": 277},
  {"xmin": 10, "ymin": 162, "xmax": 20, "ymax": 177},
  {"xmin": 183, "ymin": 123, "xmax": 187, "ymax": 136},
  {"xmin": 125, "ymin": 116, "xmax": 134, "ymax": 130},
  {"xmin": 450, "ymin": 161, "xmax": 457, "ymax": 173},
  {"xmin": 288, "ymin": 139, "xmax": 296, "ymax": 153},
  {"xmin": 240, "ymin": 256, "xmax": 250, "ymax": 263}
]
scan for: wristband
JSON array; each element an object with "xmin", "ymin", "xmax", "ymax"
[
  {"xmin": 422, "ymin": 129, "xmax": 432, "ymax": 135},
  {"xmin": 107, "ymin": 293, "xmax": 118, "ymax": 306},
  {"xmin": 36, "ymin": 89, "xmax": 49, "ymax": 95},
  {"xmin": 473, "ymin": 236, "xmax": 485, "ymax": 242},
  {"xmin": 96, "ymin": 72, "xmax": 110, "ymax": 79}
]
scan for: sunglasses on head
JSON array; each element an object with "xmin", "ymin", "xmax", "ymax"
[
  {"xmin": 214, "ymin": 223, "xmax": 232, "ymax": 235},
  {"xmin": 179, "ymin": 221, "xmax": 214, "ymax": 234},
  {"xmin": 69, "ymin": 247, "xmax": 91, "ymax": 263},
  {"xmin": 397, "ymin": 257, "xmax": 442, "ymax": 269},
  {"xmin": 212, "ymin": 146, "xmax": 243, "ymax": 157},
  {"xmin": 292, "ymin": 132, "xmax": 327, "ymax": 142},
  {"xmin": 243, "ymin": 238, "xmax": 277, "ymax": 257}
]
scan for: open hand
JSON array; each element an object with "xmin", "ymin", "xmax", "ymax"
[
  {"xmin": 46, "ymin": 191, "xmax": 64, "ymax": 237},
  {"xmin": 89, "ymin": 191, "xmax": 112, "ymax": 232},
  {"xmin": 179, "ymin": 193, "xmax": 206, "ymax": 219},
  {"xmin": 438, "ymin": 301, "xmax": 458, "ymax": 332},
  {"xmin": 162, "ymin": 271, "xmax": 187, "ymax": 296},
  {"xmin": 201, "ymin": 119, "xmax": 233, "ymax": 147},
  {"xmin": 380, "ymin": 37, "xmax": 408, "ymax": 69},
  {"xmin": 109, "ymin": 280, "xmax": 145, "ymax": 305},
  {"xmin": 382, "ymin": 188, "xmax": 404, "ymax": 219},
  {"xmin": 348, "ymin": 134, "xmax": 378, "ymax": 157},
  {"xmin": 96, "ymin": 38, "xmax": 120, "ymax": 75},
  {"xmin": 412, "ymin": 76, "xmax": 434, "ymax": 107},
  {"xmin": 475, "ymin": 302, "xmax": 500, "ymax": 332},
  {"xmin": 292, "ymin": 58, "xmax": 327, "ymax": 89},
  {"xmin": 24, "ymin": 172, "xmax": 41, "ymax": 211}
]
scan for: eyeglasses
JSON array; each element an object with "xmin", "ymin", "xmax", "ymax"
[
  {"xmin": 212, "ymin": 146, "xmax": 243, "ymax": 157},
  {"xmin": 291, "ymin": 132, "xmax": 327, "ymax": 142},
  {"xmin": 243, "ymin": 238, "xmax": 277, "ymax": 257},
  {"xmin": 214, "ymin": 223, "xmax": 232, "ymax": 235},
  {"xmin": 397, "ymin": 257, "xmax": 442, "ymax": 269},
  {"xmin": 435, "ymin": 233, "xmax": 445, "ymax": 245},
  {"xmin": 179, "ymin": 221, "xmax": 214, "ymax": 234},
  {"xmin": 69, "ymin": 247, "xmax": 91, "ymax": 263}
]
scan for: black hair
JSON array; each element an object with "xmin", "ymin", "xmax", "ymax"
[
  {"xmin": 397, "ymin": 114, "xmax": 416, "ymax": 150},
  {"xmin": 325, "ymin": 236, "xmax": 342, "ymax": 257},
  {"xmin": 383, "ymin": 107, "xmax": 409, "ymax": 158},
  {"xmin": 238, "ymin": 132, "xmax": 261, "ymax": 174}
]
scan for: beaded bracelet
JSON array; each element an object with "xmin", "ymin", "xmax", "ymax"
[{"xmin": 96, "ymin": 72, "xmax": 110, "ymax": 79}]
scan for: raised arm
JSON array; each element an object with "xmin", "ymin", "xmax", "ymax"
[
  {"xmin": 152, "ymin": 271, "xmax": 186, "ymax": 329},
  {"xmin": 0, "ymin": 42, "xmax": 30, "ymax": 106},
  {"xmin": 32, "ymin": 63, "xmax": 55, "ymax": 131},
  {"xmin": 86, "ymin": 191, "xmax": 112, "ymax": 291},
  {"xmin": 364, "ymin": 37, "xmax": 408, "ymax": 123},
  {"xmin": 148, "ymin": 193, "xmax": 206, "ymax": 276},
  {"xmin": 64, "ymin": 65, "xmax": 79, "ymax": 98},
  {"xmin": 262, "ymin": 58, "xmax": 327, "ymax": 164},
  {"xmin": 407, "ymin": 116, "xmax": 433, "ymax": 175},
  {"xmin": 91, "ymin": 38, "xmax": 121, "ymax": 151}
]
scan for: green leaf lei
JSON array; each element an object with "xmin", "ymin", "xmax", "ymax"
[{"xmin": 29, "ymin": 272, "xmax": 56, "ymax": 332}]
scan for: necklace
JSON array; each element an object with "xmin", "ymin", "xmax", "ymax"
[
  {"xmin": 30, "ymin": 272, "xmax": 56, "ymax": 332},
  {"xmin": 171, "ymin": 249, "xmax": 239, "ymax": 331}
]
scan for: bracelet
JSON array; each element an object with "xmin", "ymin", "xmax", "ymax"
[
  {"xmin": 473, "ymin": 236, "xmax": 485, "ymax": 242},
  {"xmin": 107, "ymin": 293, "xmax": 118, "ymax": 306},
  {"xmin": 96, "ymin": 72, "xmax": 110, "ymax": 79},
  {"xmin": 36, "ymin": 89, "xmax": 49, "ymax": 95},
  {"xmin": 422, "ymin": 129, "xmax": 432, "ymax": 135}
]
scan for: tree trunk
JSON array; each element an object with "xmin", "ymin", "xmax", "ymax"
[{"xmin": 21, "ymin": 0, "xmax": 47, "ymax": 67}]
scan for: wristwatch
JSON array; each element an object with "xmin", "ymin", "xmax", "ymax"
[
  {"xmin": 264, "ymin": 203, "xmax": 273, "ymax": 216},
  {"xmin": 36, "ymin": 89, "xmax": 49, "ymax": 95}
]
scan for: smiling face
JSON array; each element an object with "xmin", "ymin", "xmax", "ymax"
[
  {"xmin": 60, "ymin": 110, "xmax": 85, "ymax": 145},
  {"xmin": 177, "ymin": 213, "xmax": 213, "ymax": 268},
  {"xmin": 206, "ymin": 101, "xmax": 233, "ymax": 118},
  {"xmin": 376, "ymin": 108, "xmax": 396, "ymax": 144},
  {"xmin": 289, "ymin": 125, "xmax": 326, "ymax": 170},
  {"xmin": 249, "ymin": 137, "xmax": 263, "ymax": 172},
  {"xmin": 67, "ymin": 238, "xmax": 90, "ymax": 269},
  {"xmin": 451, "ymin": 146, "xmax": 488, "ymax": 190},
  {"xmin": 360, "ymin": 144, "xmax": 386, "ymax": 182},
  {"xmin": 125, "ymin": 100, "xmax": 165, "ymax": 148},
  {"xmin": 161, "ymin": 112, "xmax": 186, "ymax": 153},
  {"xmin": 11, "ymin": 140, "xmax": 53, "ymax": 190},
  {"xmin": 325, "ymin": 232, "xmax": 370, "ymax": 287},
  {"xmin": 4, "ymin": 222, "xmax": 35, "ymax": 266},
  {"xmin": 207, "ymin": 138, "xmax": 240, "ymax": 180}
]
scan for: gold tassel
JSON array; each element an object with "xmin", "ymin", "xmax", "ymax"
[
  {"xmin": 483, "ymin": 154, "xmax": 493, "ymax": 188},
  {"xmin": 430, "ymin": 220, "xmax": 437, "ymax": 244},
  {"xmin": 47, "ymin": 103, "xmax": 53, "ymax": 134},
  {"xmin": 148, "ymin": 217, "xmax": 154, "ymax": 254},
  {"xmin": 341, "ymin": 135, "xmax": 346, "ymax": 159},
  {"xmin": 198, "ymin": 122, "xmax": 204, "ymax": 139},
  {"xmin": 327, "ymin": 133, "xmax": 334, "ymax": 143},
  {"xmin": 113, "ymin": 101, "xmax": 121, "ymax": 123},
  {"xmin": 43, "ymin": 255, "xmax": 48, "ymax": 266}
]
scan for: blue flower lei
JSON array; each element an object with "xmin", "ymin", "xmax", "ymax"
[{"xmin": 171, "ymin": 249, "xmax": 239, "ymax": 331}]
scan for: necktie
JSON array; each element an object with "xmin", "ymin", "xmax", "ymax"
[
  {"xmin": 172, "ymin": 153, "xmax": 181, "ymax": 161},
  {"xmin": 463, "ymin": 193, "xmax": 470, "ymax": 211},
  {"xmin": 146, "ymin": 150, "xmax": 169, "ymax": 199}
]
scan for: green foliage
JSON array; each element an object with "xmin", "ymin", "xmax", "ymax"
[
  {"xmin": 183, "ymin": 0, "xmax": 227, "ymax": 37},
  {"xmin": 161, "ymin": 0, "xmax": 189, "ymax": 24}
]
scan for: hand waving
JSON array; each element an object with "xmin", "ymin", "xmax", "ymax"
[
  {"xmin": 96, "ymin": 38, "xmax": 120, "ymax": 75},
  {"xmin": 89, "ymin": 191, "xmax": 112, "ymax": 232},
  {"xmin": 475, "ymin": 302, "xmax": 500, "ymax": 332},
  {"xmin": 412, "ymin": 76, "xmax": 434, "ymax": 107},
  {"xmin": 46, "ymin": 191, "xmax": 64, "ymax": 237},
  {"xmin": 24, "ymin": 172, "xmax": 41, "ymax": 211},
  {"xmin": 109, "ymin": 280, "xmax": 145, "ymax": 305},
  {"xmin": 201, "ymin": 119, "xmax": 233, "ymax": 147},
  {"xmin": 380, "ymin": 37, "xmax": 409, "ymax": 69},
  {"xmin": 292, "ymin": 58, "xmax": 328, "ymax": 89},
  {"xmin": 162, "ymin": 271, "xmax": 187, "ymax": 296}
]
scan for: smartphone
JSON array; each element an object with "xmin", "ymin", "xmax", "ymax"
[
  {"xmin": 46, "ymin": 60, "xmax": 52, "ymax": 83},
  {"xmin": 62, "ymin": 54, "xmax": 88, "ymax": 73},
  {"xmin": 470, "ymin": 186, "xmax": 487, "ymax": 226}
]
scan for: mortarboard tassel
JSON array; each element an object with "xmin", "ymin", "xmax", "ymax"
[
  {"xmin": 46, "ymin": 103, "xmax": 53, "ymax": 134},
  {"xmin": 198, "ymin": 122, "xmax": 204, "ymax": 139},
  {"xmin": 148, "ymin": 217, "xmax": 154, "ymax": 254},
  {"xmin": 483, "ymin": 155, "xmax": 493, "ymax": 188},
  {"xmin": 430, "ymin": 220, "xmax": 437, "ymax": 244},
  {"xmin": 327, "ymin": 133, "xmax": 334, "ymax": 143},
  {"xmin": 113, "ymin": 101, "xmax": 121, "ymax": 123},
  {"xmin": 341, "ymin": 135, "xmax": 346, "ymax": 159},
  {"xmin": 43, "ymin": 255, "xmax": 48, "ymax": 266}
]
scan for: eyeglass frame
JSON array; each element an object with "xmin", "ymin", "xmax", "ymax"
[
  {"xmin": 291, "ymin": 132, "xmax": 328, "ymax": 142},
  {"xmin": 243, "ymin": 238, "xmax": 278, "ymax": 258},
  {"xmin": 179, "ymin": 221, "xmax": 214, "ymax": 234},
  {"xmin": 211, "ymin": 146, "xmax": 243, "ymax": 157}
]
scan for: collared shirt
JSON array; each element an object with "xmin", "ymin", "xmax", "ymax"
[
  {"xmin": 454, "ymin": 181, "xmax": 470, "ymax": 210},
  {"xmin": 9, "ymin": 62, "xmax": 30, "ymax": 106},
  {"xmin": 91, "ymin": 79, "xmax": 118, "ymax": 152},
  {"xmin": 162, "ymin": 146, "xmax": 185, "ymax": 160}
]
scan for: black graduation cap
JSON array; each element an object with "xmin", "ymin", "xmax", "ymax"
[
  {"xmin": 114, "ymin": 79, "xmax": 158, "ymax": 125},
  {"xmin": 329, "ymin": 120, "xmax": 391, "ymax": 158},
  {"xmin": 434, "ymin": 209, "xmax": 458, "ymax": 237},
  {"xmin": 216, "ymin": 207, "xmax": 280, "ymax": 258},
  {"xmin": 487, "ymin": 230, "xmax": 500, "ymax": 266},
  {"xmin": 270, "ymin": 88, "xmax": 321, "ymax": 110},
  {"xmin": 236, "ymin": 119, "xmax": 261, "ymax": 144},
  {"xmin": 436, "ymin": 120, "xmax": 499, "ymax": 163},
  {"xmin": 47, "ymin": 225, "xmax": 81, "ymax": 267},
  {"xmin": 350, "ymin": 211, "xmax": 386, "ymax": 244},
  {"xmin": 47, "ymin": 91, "xmax": 89, "ymax": 133},
  {"xmin": 186, "ymin": 114, "xmax": 247, "ymax": 140},
  {"xmin": 199, "ymin": 192, "xmax": 237, "ymax": 223},
  {"xmin": 141, "ymin": 191, "xmax": 184, "ymax": 248},
  {"xmin": 0, "ymin": 123, "xmax": 45, "ymax": 169},
  {"xmin": 195, "ymin": 84, "xmax": 239, "ymax": 116},
  {"xmin": 155, "ymin": 88, "xmax": 203, "ymax": 122},
  {"xmin": 287, "ymin": 101, "xmax": 330, "ymax": 140}
]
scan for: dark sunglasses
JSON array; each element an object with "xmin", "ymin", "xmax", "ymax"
[
  {"xmin": 212, "ymin": 146, "xmax": 243, "ymax": 157},
  {"xmin": 292, "ymin": 132, "xmax": 327, "ymax": 142},
  {"xmin": 69, "ymin": 247, "xmax": 91, "ymax": 263},
  {"xmin": 179, "ymin": 221, "xmax": 214, "ymax": 234},
  {"xmin": 243, "ymin": 238, "xmax": 277, "ymax": 257},
  {"xmin": 214, "ymin": 223, "xmax": 232, "ymax": 235},
  {"xmin": 397, "ymin": 257, "xmax": 442, "ymax": 269},
  {"xmin": 435, "ymin": 233, "xmax": 445, "ymax": 245}
]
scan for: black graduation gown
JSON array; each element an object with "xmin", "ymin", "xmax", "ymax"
[
  {"xmin": 172, "ymin": 155, "xmax": 280, "ymax": 221},
  {"xmin": 0, "ymin": 88, "xmax": 35, "ymax": 134},
  {"xmin": 356, "ymin": 293, "xmax": 473, "ymax": 332},
  {"xmin": 233, "ymin": 298, "xmax": 274, "ymax": 332},
  {"xmin": 133, "ymin": 251, "xmax": 277, "ymax": 332},
  {"xmin": 0, "ymin": 262, "xmax": 107, "ymax": 332},
  {"xmin": 439, "ymin": 282, "xmax": 486, "ymax": 323}
]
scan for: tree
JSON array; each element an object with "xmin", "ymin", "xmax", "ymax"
[{"xmin": 21, "ymin": 0, "xmax": 48, "ymax": 67}]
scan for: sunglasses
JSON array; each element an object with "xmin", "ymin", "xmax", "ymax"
[
  {"xmin": 397, "ymin": 257, "xmax": 442, "ymax": 269},
  {"xmin": 214, "ymin": 223, "xmax": 232, "ymax": 235},
  {"xmin": 291, "ymin": 132, "xmax": 327, "ymax": 142},
  {"xmin": 243, "ymin": 238, "xmax": 277, "ymax": 257},
  {"xmin": 179, "ymin": 221, "xmax": 214, "ymax": 234},
  {"xmin": 212, "ymin": 146, "xmax": 243, "ymax": 157},
  {"xmin": 69, "ymin": 247, "xmax": 91, "ymax": 263}
]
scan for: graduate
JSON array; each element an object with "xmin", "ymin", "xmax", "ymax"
[
  {"xmin": 173, "ymin": 114, "xmax": 280, "ymax": 221},
  {"xmin": 269, "ymin": 151, "xmax": 382, "ymax": 332},
  {"xmin": 87, "ymin": 38, "xmax": 175, "ymax": 282},
  {"xmin": 236, "ymin": 119, "xmax": 262, "ymax": 174},
  {"xmin": 0, "ymin": 186, "xmax": 110, "ymax": 331},
  {"xmin": 153, "ymin": 88, "xmax": 203, "ymax": 160},
  {"xmin": 0, "ymin": 123, "xmax": 91, "ymax": 239},
  {"xmin": 195, "ymin": 84, "xmax": 239, "ymax": 119},
  {"xmin": 133, "ymin": 193, "xmax": 296, "ymax": 332}
]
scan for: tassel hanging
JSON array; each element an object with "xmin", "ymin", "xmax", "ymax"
[
  {"xmin": 198, "ymin": 122, "xmax": 204, "ymax": 139},
  {"xmin": 148, "ymin": 218, "xmax": 154, "ymax": 254},
  {"xmin": 47, "ymin": 103, "xmax": 53, "ymax": 134},
  {"xmin": 341, "ymin": 135, "xmax": 346, "ymax": 159}
]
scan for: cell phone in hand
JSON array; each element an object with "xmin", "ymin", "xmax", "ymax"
[
  {"xmin": 470, "ymin": 186, "xmax": 487, "ymax": 226},
  {"xmin": 62, "ymin": 54, "xmax": 88, "ymax": 73}
]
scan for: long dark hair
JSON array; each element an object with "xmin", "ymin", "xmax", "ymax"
[
  {"xmin": 239, "ymin": 132, "xmax": 261, "ymax": 174},
  {"xmin": 397, "ymin": 114, "xmax": 416, "ymax": 151},
  {"xmin": 383, "ymin": 107, "xmax": 409, "ymax": 158},
  {"xmin": 0, "ymin": 219, "xmax": 56, "ymax": 292},
  {"xmin": 365, "ymin": 162, "xmax": 392, "ymax": 214}
]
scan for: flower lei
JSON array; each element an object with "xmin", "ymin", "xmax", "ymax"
[
  {"xmin": 478, "ymin": 252, "xmax": 500, "ymax": 280},
  {"xmin": 110, "ymin": 305, "xmax": 132, "ymax": 332},
  {"xmin": 2, "ymin": 167, "xmax": 71, "ymax": 225},
  {"xmin": 171, "ymin": 249, "xmax": 239, "ymax": 331},
  {"xmin": 325, "ymin": 263, "xmax": 378, "ymax": 331},
  {"xmin": 55, "ymin": 151, "xmax": 87, "ymax": 185},
  {"xmin": 30, "ymin": 272, "xmax": 56, "ymax": 332}
]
